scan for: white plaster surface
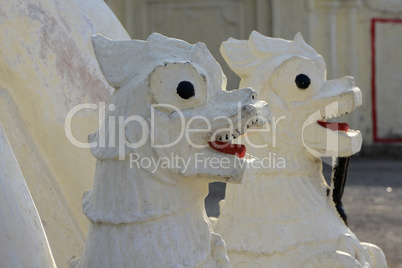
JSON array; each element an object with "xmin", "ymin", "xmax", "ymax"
[
  {"xmin": 213, "ymin": 32, "xmax": 387, "ymax": 267},
  {"xmin": 0, "ymin": 0, "xmax": 129, "ymax": 266},
  {"xmin": 73, "ymin": 33, "xmax": 270, "ymax": 267},
  {"xmin": 0, "ymin": 123, "xmax": 56, "ymax": 268}
]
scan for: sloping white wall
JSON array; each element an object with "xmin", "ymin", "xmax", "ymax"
[
  {"xmin": 0, "ymin": 0, "xmax": 129, "ymax": 266},
  {"xmin": 0, "ymin": 123, "xmax": 56, "ymax": 268}
]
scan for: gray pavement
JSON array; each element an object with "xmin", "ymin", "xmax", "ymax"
[{"xmin": 205, "ymin": 157, "xmax": 402, "ymax": 268}]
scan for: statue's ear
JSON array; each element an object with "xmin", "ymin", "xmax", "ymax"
[
  {"xmin": 220, "ymin": 31, "xmax": 276, "ymax": 79},
  {"xmin": 290, "ymin": 32, "xmax": 327, "ymax": 72},
  {"xmin": 220, "ymin": 37, "xmax": 255, "ymax": 79},
  {"xmin": 292, "ymin": 32, "xmax": 305, "ymax": 44},
  {"xmin": 92, "ymin": 34, "xmax": 145, "ymax": 88}
]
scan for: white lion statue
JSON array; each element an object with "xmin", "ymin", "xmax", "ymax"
[
  {"xmin": 213, "ymin": 31, "xmax": 387, "ymax": 268},
  {"xmin": 71, "ymin": 33, "xmax": 270, "ymax": 268}
]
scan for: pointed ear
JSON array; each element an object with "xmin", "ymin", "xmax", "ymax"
[
  {"xmin": 291, "ymin": 32, "xmax": 315, "ymax": 55},
  {"xmin": 92, "ymin": 34, "xmax": 146, "ymax": 88},
  {"xmin": 293, "ymin": 32, "xmax": 305, "ymax": 44},
  {"xmin": 290, "ymin": 32, "xmax": 327, "ymax": 72},
  {"xmin": 249, "ymin": 30, "xmax": 273, "ymax": 54},
  {"xmin": 220, "ymin": 37, "xmax": 257, "ymax": 79},
  {"xmin": 291, "ymin": 32, "xmax": 306, "ymax": 53}
]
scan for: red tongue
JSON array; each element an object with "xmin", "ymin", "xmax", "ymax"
[
  {"xmin": 317, "ymin": 120, "xmax": 350, "ymax": 132},
  {"xmin": 208, "ymin": 141, "xmax": 246, "ymax": 158}
]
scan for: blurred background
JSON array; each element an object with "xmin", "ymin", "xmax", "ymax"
[
  {"xmin": 104, "ymin": 0, "xmax": 402, "ymax": 266},
  {"xmin": 105, "ymin": 0, "xmax": 402, "ymax": 149}
]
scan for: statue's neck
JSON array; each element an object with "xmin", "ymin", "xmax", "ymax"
[
  {"xmin": 247, "ymin": 132, "xmax": 323, "ymax": 176},
  {"xmin": 82, "ymin": 158, "xmax": 208, "ymax": 225},
  {"xmin": 223, "ymin": 152, "xmax": 328, "ymax": 222}
]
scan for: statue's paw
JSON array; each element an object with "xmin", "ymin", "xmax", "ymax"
[{"xmin": 360, "ymin": 242, "xmax": 387, "ymax": 268}]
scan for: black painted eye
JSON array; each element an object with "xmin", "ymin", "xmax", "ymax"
[
  {"xmin": 177, "ymin": 81, "xmax": 195, "ymax": 99},
  {"xmin": 295, "ymin": 74, "xmax": 310, "ymax": 90}
]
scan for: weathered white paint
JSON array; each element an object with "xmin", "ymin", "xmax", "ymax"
[
  {"xmin": 214, "ymin": 32, "xmax": 387, "ymax": 267},
  {"xmin": 0, "ymin": 123, "xmax": 56, "ymax": 268},
  {"xmin": 72, "ymin": 33, "xmax": 270, "ymax": 267},
  {"xmin": 0, "ymin": 0, "xmax": 130, "ymax": 266}
]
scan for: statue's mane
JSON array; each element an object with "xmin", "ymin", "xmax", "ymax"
[
  {"xmin": 92, "ymin": 33, "xmax": 224, "ymax": 90},
  {"xmin": 220, "ymin": 31, "xmax": 326, "ymax": 80}
]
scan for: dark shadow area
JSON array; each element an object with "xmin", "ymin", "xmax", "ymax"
[
  {"xmin": 342, "ymin": 157, "xmax": 402, "ymax": 188},
  {"xmin": 205, "ymin": 182, "xmax": 226, "ymax": 218}
]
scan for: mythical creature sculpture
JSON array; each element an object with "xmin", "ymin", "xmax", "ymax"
[
  {"xmin": 72, "ymin": 33, "xmax": 270, "ymax": 268},
  {"xmin": 213, "ymin": 32, "xmax": 387, "ymax": 268}
]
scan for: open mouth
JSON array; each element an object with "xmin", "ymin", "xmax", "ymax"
[
  {"xmin": 208, "ymin": 117, "xmax": 268, "ymax": 158},
  {"xmin": 301, "ymin": 84, "xmax": 362, "ymax": 156},
  {"xmin": 208, "ymin": 141, "xmax": 246, "ymax": 158},
  {"xmin": 317, "ymin": 120, "xmax": 349, "ymax": 132},
  {"xmin": 312, "ymin": 115, "xmax": 362, "ymax": 156}
]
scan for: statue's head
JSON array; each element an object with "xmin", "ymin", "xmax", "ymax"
[
  {"xmin": 221, "ymin": 31, "xmax": 362, "ymax": 158},
  {"xmin": 89, "ymin": 33, "xmax": 270, "ymax": 182}
]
